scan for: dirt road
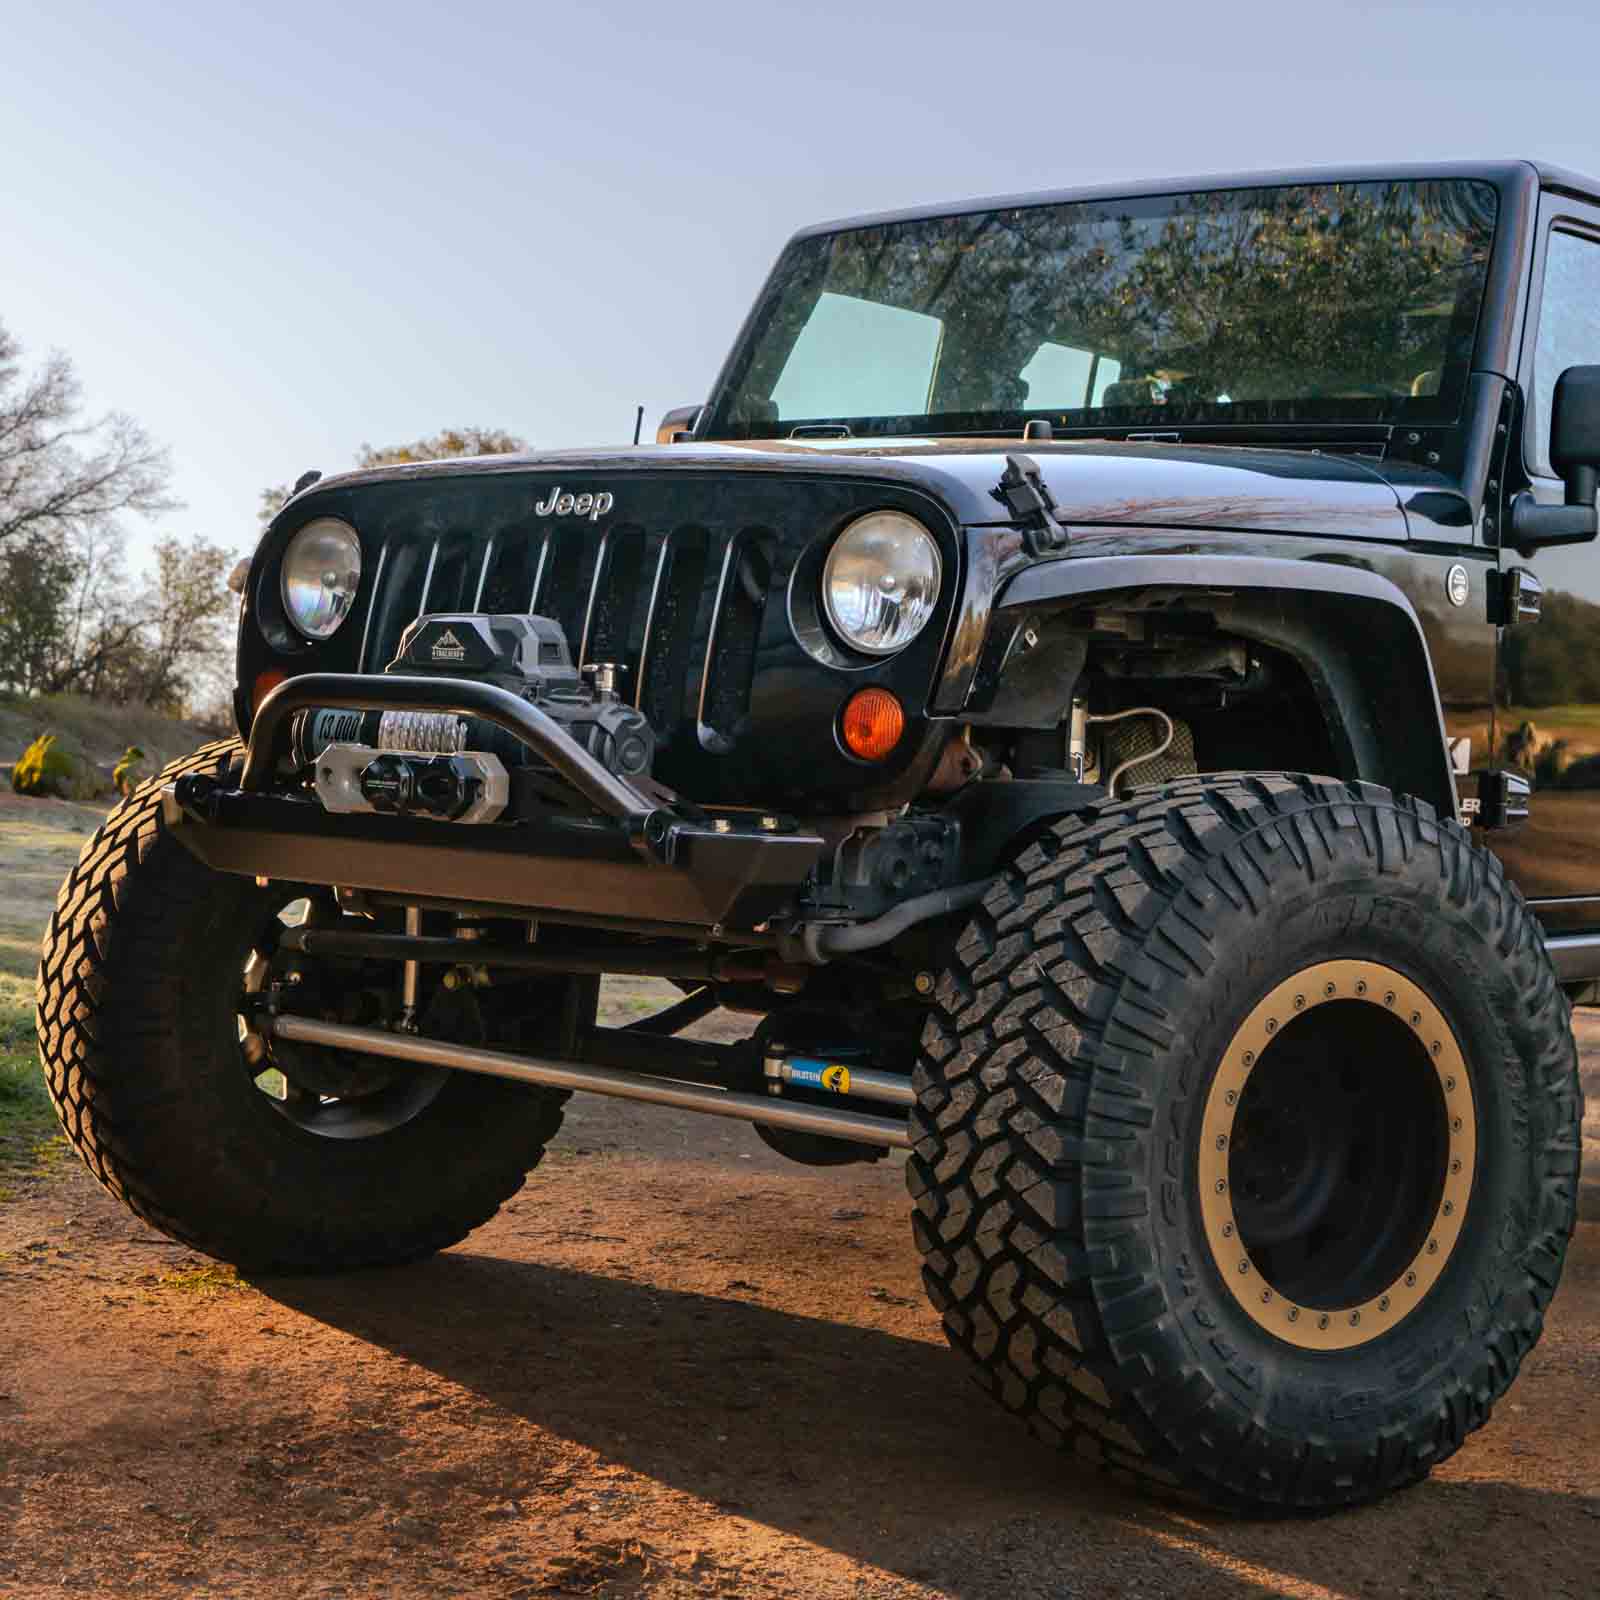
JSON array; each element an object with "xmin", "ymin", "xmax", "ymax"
[
  {"xmin": 3, "ymin": 1080, "xmax": 1599, "ymax": 1600},
  {"xmin": 2, "ymin": 795, "xmax": 1599, "ymax": 1598}
]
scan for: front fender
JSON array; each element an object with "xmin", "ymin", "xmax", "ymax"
[{"xmin": 960, "ymin": 552, "xmax": 1458, "ymax": 821}]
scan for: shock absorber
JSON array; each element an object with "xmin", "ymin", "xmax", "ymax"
[{"xmin": 763, "ymin": 1050, "xmax": 914, "ymax": 1108}]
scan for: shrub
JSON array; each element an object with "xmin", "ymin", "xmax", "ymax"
[
  {"xmin": 10, "ymin": 732, "xmax": 101, "ymax": 799},
  {"xmin": 112, "ymin": 744, "xmax": 147, "ymax": 797}
]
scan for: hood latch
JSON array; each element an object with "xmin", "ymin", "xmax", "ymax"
[{"xmin": 994, "ymin": 453, "xmax": 1069, "ymax": 555}]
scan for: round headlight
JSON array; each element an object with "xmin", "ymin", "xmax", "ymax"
[
  {"xmin": 280, "ymin": 518, "xmax": 362, "ymax": 640},
  {"xmin": 822, "ymin": 511, "xmax": 941, "ymax": 656}
]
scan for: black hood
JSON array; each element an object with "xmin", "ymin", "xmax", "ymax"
[{"xmin": 299, "ymin": 438, "xmax": 1411, "ymax": 542}]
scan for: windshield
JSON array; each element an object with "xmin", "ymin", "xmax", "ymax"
[{"xmin": 705, "ymin": 178, "xmax": 1498, "ymax": 440}]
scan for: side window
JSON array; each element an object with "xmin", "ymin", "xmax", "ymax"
[
  {"xmin": 1019, "ymin": 341, "xmax": 1123, "ymax": 409},
  {"xmin": 1532, "ymin": 229, "xmax": 1600, "ymax": 477},
  {"xmin": 771, "ymin": 292, "xmax": 942, "ymax": 422}
]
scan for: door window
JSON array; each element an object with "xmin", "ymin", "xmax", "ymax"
[
  {"xmin": 1532, "ymin": 229, "xmax": 1600, "ymax": 477},
  {"xmin": 1019, "ymin": 342, "xmax": 1124, "ymax": 409},
  {"xmin": 770, "ymin": 292, "xmax": 943, "ymax": 423}
]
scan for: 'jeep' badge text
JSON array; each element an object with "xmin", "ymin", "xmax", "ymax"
[{"xmin": 535, "ymin": 486, "xmax": 614, "ymax": 523}]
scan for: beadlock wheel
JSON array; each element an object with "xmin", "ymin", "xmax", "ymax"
[
  {"xmin": 910, "ymin": 774, "xmax": 1580, "ymax": 1513},
  {"xmin": 1198, "ymin": 959, "xmax": 1476, "ymax": 1353}
]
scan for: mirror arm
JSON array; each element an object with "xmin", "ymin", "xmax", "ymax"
[{"xmin": 1509, "ymin": 490, "xmax": 1598, "ymax": 552}]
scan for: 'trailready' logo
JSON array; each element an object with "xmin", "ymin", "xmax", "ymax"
[{"xmin": 430, "ymin": 628, "xmax": 467, "ymax": 663}]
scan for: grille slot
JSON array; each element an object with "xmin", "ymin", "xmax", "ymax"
[
  {"xmin": 698, "ymin": 529, "xmax": 774, "ymax": 753},
  {"xmin": 638, "ymin": 527, "xmax": 710, "ymax": 746},
  {"xmin": 531, "ymin": 525, "xmax": 594, "ymax": 654},
  {"xmin": 578, "ymin": 525, "xmax": 651, "ymax": 670}
]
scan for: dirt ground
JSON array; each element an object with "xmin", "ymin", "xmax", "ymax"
[
  {"xmin": 2, "ymin": 794, "xmax": 1600, "ymax": 1598},
  {"xmin": 0, "ymin": 1080, "xmax": 1596, "ymax": 1599}
]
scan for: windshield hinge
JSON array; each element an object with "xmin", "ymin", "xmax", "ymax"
[{"xmin": 994, "ymin": 454, "xmax": 1069, "ymax": 554}]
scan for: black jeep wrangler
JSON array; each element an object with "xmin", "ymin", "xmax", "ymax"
[{"xmin": 39, "ymin": 162, "xmax": 1594, "ymax": 1514}]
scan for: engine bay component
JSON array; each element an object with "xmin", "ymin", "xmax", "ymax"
[
  {"xmin": 1087, "ymin": 706, "xmax": 1176, "ymax": 796},
  {"xmin": 1097, "ymin": 707, "xmax": 1204, "ymax": 794},
  {"xmin": 1067, "ymin": 699, "xmax": 1193, "ymax": 796},
  {"xmin": 313, "ymin": 744, "xmax": 509, "ymax": 824}
]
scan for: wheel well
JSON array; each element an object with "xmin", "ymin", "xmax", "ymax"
[{"xmin": 979, "ymin": 588, "xmax": 1456, "ymax": 815}]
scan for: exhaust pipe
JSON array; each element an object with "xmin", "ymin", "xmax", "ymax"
[{"xmin": 268, "ymin": 1013, "xmax": 911, "ymax": 1150}]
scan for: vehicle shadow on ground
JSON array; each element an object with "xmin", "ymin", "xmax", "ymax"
[{"xmin": 259, "ymin": 1250, "xmax": 1600, "ymax": 1598}]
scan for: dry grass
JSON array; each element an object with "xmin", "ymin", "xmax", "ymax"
[{"xmin": 0, "ymin": 691, "xmax": 215, "ymax": 778}]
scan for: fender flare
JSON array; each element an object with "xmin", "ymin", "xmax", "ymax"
[{"xmin": 967, "ymin": 553, "xmax": 1458, "ymax": 820}]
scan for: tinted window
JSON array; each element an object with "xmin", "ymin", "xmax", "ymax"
[
  {"xmin": 709, "ymin": 179, "xmax": 1499, "ymax": 440},
  {"xmin": 1533, "ymin": 230, "xmax": 1600, "ymax": 477},
  {"xmin": 770, "ymin": 292, "xmax": 941, "ymax": 421}
]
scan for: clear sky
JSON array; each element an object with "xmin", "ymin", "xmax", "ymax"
[{"xmin": 4, "ymin": 0, "xmax": 1599, "ymax": 570}]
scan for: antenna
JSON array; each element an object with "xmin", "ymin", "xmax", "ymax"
[{"xmin": 633, "ymin": 405, "xmax": 644, "ymax": 446}]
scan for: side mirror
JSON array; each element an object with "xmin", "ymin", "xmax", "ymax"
[
  {"xmin": 656, "ymin": 404, "xmax": 703, "ymax": 446},
  {"xmin": 1510, "ymin": 364, "xmax": 1600, "ymax": 551}
]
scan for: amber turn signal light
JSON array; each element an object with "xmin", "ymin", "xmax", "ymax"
[
  {"xmin": 251, "ymin": 670, "xmax": 288, "ymax": 713},
  {"xmin": 840, "ymin": 686, "xmax": 905, "ymax": 762}
]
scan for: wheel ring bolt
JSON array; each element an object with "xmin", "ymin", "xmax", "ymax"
[
  {"xmin": 1432, "ymin": 1041, "xmax": 1442, "ymax": 1057},
  {"xmin": 1411, "ymin": 1010, "xmax": 1422, "ymax": 1027},
  {"xmin": 1287, "ymin": 1307, "xmax": 1300, "ymax": 1323},
  {"xmin": 1226, "ymin": 1089, "xmax": 1239, "ymax": 1105},
  {"xmin": 1452, "ymin": 1117, "xmax": 1463, "ymax": 1134},
  {"xmin": 1356, "ymin": 980, "xmax": 1368, "ymax": 995},
  {"xmin": 1324, "ymin": 982, "xmax": 1336, "ymax": 997},
  {"xmin": 1215, "ymin": 1179, "xmax": 1227, "ymax": 1194},
  {"xmin": 1446, "ymin": 1075, "xmax": 1456, "ymax": 1092},
  {"xmin": 1385, "ymin": 991, "xmax": 1396, "ymax": 1007},
  {"xmin": 1265, "ymin": 1019, "xmax": 1278, "ymax": 1035},
  {"xmin": 1293, "ymin": 994, "xmax": 1306, "ymax": 1011},
  {"xmin": 1216, "ymin": 1134, "xmax": 1227, "ymax": 1151},
  {"xmin": 1238, "ymin": 1259, "xmax": 1250, "ymax": 1275},
  {"xmin": 1222, "ymin": 1222, "xmax": 1235, "ymax": 1238},
  {"xmin": 1451, "ymin": 1159, "xmax": 1462, "ymax": 1175},
  {"xmin": 1350, "ymin": 1312, "xmax": 1361, "ymax": 1326},
  {"xmin": 1443, "ymin": 1201, "xmax": 1454, "ymax": 1217},
  {"xmin": 1318, "ymin": 1314, "xmax": 1330, "ymax": 1330},
  {"xmin": 1427, "ymin": 1239, "xmax": 1439, "ymax": 1255},
  {"xmin": 1405, "ymin": 1271, "xmax": 1418, "ymax": 1287},
  {"xmin": 1261, "ymin": 1289, "xmax": 1272, "ymax": 1304},
  {"xmin": 1379, "ymin": 1295, "xmax": 1391, "ymax": 1312}
]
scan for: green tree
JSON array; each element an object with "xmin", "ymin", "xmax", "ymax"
[
  {"xmin": 259, "ymin": 429, "xmax": 526, "ymax": 529},
  {"xmin": 356, "ymin": 427, "xmax": 526, "ymax": 468},
  {"xmin": 110, "ymin": 536, "xmax": 236, "ymax": 712},
  {"xmin": 0, "ymin": 533, "xmax": 76, "ymax": 694}
]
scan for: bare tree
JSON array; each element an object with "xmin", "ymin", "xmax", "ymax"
[{"xmin": 0, "ymin": 320, "xmax": 174, "ymax": 550}]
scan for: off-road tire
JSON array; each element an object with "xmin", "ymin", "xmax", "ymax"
[
  {"xmin": 35, "ymin": 738, "xmax": 567, "ymax": 1272},
  {"xmin": 909, "ymin": 774, "xmax": 1581, "ymax": 1513}
]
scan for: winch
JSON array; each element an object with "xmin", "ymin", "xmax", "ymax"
[{"xmin": 292, "ymin": 613, "xmax": 656, "ymax": 824}]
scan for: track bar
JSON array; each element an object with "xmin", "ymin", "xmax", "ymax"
[{"xmin": 269, "ymin": 1013, "xmax": 911, "ymax": 1150}]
